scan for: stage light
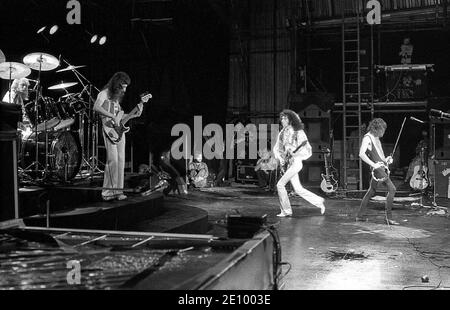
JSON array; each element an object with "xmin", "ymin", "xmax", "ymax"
[
  {"xmin": 85, "ymin": 30, "xmax": 107, "ymax": 45},
  {"xmin": 37, "ymin": 26, "xmax": 47, "ymax": 34},
  {"xmin": 49, "ymin": 25, "xmax": 59, "ymax": 35},
  {"xmin": 90, "ymin": 34, "xmax": 98, "ymax": 44}
]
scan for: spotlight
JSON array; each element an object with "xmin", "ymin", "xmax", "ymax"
[
  {"xmin": 37, "ymin": 26, "xmax": 47, "ymax": 34},
  {"xmin": 90, "ymin": 35, "xmax": 98, "ymax": 44},
  {"xmin": 49, "ymin": 25, "xmax": 59, "ymax": 35},
  {"xmin": 85, "ymin": 30, "xmax": 107, "ymax": 45}
]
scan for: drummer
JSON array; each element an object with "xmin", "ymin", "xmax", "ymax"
[{"xmin": 2, "ymin": 77, "xmax": 31, "ymax": 129}]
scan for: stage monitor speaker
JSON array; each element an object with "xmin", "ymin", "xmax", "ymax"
[
  {"xmin": 435, "ymin": 160, "xmax": 450, "ymax": 199},
  {"xmin": 227, "ymin": 214, "xmax": 267, "ymax": 239}
]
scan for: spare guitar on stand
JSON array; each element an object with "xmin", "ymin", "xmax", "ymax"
[
  {"xmin": 320, "ymin": 147, "xmax": 338, "ymax": 194},
  {"xmin": 409, "ymin": 146, "xmax": 430, "ymax": 208},
  {"xmin": 409, "ymin": 146, "xmax": 429, "ymax": 191}
]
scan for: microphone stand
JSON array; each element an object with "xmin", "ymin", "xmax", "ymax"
[{"xmin": 430, "ymin": 116, "xmax": 446, "ymax": 210}]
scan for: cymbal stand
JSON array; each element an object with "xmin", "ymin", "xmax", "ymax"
[
  {"xmin": 430, "ymin": 118, "xmax": 445, "ymax": 209},
  {"xmin": 61, "ymin": 57, "xmax": 103, "ymax": 176},
  {"xmin": 8, "ymin": 63, "xmax": 13, "ymax": 104},
  {"xmin": 24, "ymin": 60, "xmax": 46, "ymax": 178},
  {"xmin": 88, "ymin": 84, "xmax": 104, "ymax": 174}
]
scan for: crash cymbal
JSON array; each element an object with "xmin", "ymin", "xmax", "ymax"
[
  {"xmin": 0, "ymin": 49, "xmax": 5, "ymax": 63},
  {"xmin": 48, "ymin": 82, "xmax": 78, "ymax": 90},
  {"xmin": 0, "ymin": 62, "xmax": 31, "ymax": 80},
  {"xmin": 23, "ymin": 52, "xmax": 60, "ymax": 71},
  {"xmin": 56, "ymin": 65, "xmax": 86, "ymax": 73}
]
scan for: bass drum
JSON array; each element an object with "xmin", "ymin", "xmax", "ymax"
[{"xmin": 21, "ymin": 131, "xmax": 82, "ymax": 181}]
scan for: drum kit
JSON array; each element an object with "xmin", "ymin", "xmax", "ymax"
[{"xmin": 0, "ymin": 51, "xmax": 102, "ymax": 183}]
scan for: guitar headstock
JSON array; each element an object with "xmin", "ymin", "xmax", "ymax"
[
  {"xmin": 442, "ymin": 168, "xmax": 450, "ymax": 176},
  {"xmin": 140, "ymin": 92, "xmax": 152, "ymax": 103},
  {"xmin": 320, "ymin": 147, "xmax": 331, "ymax": 156}
]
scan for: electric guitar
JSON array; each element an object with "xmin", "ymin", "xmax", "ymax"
[
  {"xmin": 410, "ymin": 147, "xmax": 429, "ymax": 190},
  {"xmin": 103, "ymin": 92, "xmax": 152, "ymax": 144},
  {"xmin": 320, "ymin": 148, "xmax": 338, "ymax": 193},
  {"xmin": 280, "ymin": 140, "xmax": 310, "ymax": 173}
]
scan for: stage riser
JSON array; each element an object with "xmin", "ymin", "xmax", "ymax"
[{"xmin": 23, "ymin": 194, "xmax": 165, "ymax": 230}]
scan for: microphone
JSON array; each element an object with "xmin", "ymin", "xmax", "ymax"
[
  {"xmin": 431, "ymin": 109, "xmax": 450, "ymax": 119},
  {"xmin": 410, "ymin": 116, "xmax": 425, "ymax": 124}
]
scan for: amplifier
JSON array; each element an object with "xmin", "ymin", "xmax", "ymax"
[
  {"xmin": 435, "ymin": 160, "xmax": 450, "ymax": 199},
  {"xmin": 227, "ymin": 214, "xmax": 267, "ymax": 239},
  {"xmin": 385, "ymin": 70, "xmax": 429, "ymax": 100},
  {"xmin": 236, "ymin": 165, "xmax": 257, "ymax": 183},
  {"xmin": 436, "ymin": 149, "xmax": 450, "ymax": 160}
]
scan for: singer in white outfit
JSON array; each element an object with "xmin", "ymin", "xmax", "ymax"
[{"xmin": 273, "ymin": 109, "xmax": 325, "ymax": 217}]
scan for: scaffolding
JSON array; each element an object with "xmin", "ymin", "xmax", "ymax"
[{"xmin": 341, "ymin": 3, "xmax": 363, "ymax": 190}]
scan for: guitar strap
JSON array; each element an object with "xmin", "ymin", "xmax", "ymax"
[{"xmin": 365, "ymin": 133, "xmax": 384, "ymax": 163}]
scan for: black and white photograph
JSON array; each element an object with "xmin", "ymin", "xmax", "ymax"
[{"xmin": 0, "ymin": 0, "xmax": 449, "ymax": 295}]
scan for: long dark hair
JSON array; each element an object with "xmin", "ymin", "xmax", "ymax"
[
  {"xmin": 103, "ymin": 72, "xmax": 131, "ymax": 101},
  {"xmin": 280, "ymin": 109, "xmax": 304, "ymax": 131}
]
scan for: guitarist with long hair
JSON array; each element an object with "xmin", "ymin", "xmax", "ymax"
[
  {"xmin": 273, "ymin": 109, "xmax": 326, "ymax": 217},
  {"xmin": 357, "ymin": 118, "xmax": 399, "ymax": 225},
  {"xmin": 93, "ymin": 72, "xmax": 143, "ymax": 201}
]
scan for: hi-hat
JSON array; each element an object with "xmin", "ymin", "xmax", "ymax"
[
  {"xmin": 60, "ymin": 93, "xmax": 76, "ymax": 99},
  {"xmin": 48, "ymin": 82, "xmax": 78, "ymax": 90},
  {"xmin": 23, "ymin": 52, "xmax": 60, "ymax": 71},
  {"xmin": 56, "ymin": 65, "xmax": 86, "ymax": 73},
  {"xmin": 0, "ymin": 62, "xmax": 32, "ymax": 80}
]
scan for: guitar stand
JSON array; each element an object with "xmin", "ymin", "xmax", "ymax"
[{"xmin": 414, "ymin": 186, "xmax": 433, "ymax": 209}]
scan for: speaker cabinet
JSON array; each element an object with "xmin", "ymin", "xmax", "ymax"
[
  {"xmin": 236, "ymin": 165, "xmax": 257, "ymax": 183},
  {"xmin": 0, "ymin": 137, "xmax": 19, "ymax": 221},
  {"xmin": 435, "ymin": 160, "xmax": 450, "ymax": 199},
  {"xmin": 0, "ymin": 103, "xmax": 20, "ymax": 221}
]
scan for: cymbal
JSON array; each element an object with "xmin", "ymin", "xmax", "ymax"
[
  {"xmin": 56, "ymin": 65, "xmax": 86, "ymax": 73},
  {"xmin": 0, "ymin": 49, "xmax": 5, "ymax": 63},
  {"xmin": 23, "ymin": 52, "xmax": 60, "ymax": 71},
  {"xmin": 48, "ymin": 82, "xmax": 78, "ymax": 90},
  {"xmin": 60, "ymin": 93, "xmax": 76, "ymax": 99},
  {"xmin": 0, "ymin": 62, "xmax": 31, "ymax": 80}
]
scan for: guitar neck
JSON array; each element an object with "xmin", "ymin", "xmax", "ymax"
[
  {"xmin": 324, "ymin": 155, "xmax": 330, "ymax": 175},
  {"xmin": 121, "ymin": 101, "xmax": 142, "ymax": 125}
]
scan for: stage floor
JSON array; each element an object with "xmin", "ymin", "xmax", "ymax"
[
  {"xmin": 166, "ymin": 183, "xmax": 450, "ymax": 290},
  {"xmin": 4, "ymin": 180, "xmax": 450, "ymax": 290}
]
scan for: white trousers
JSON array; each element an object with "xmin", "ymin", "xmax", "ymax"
[
  {"xmin": 276, "ymin": 157, "xmax": 324, "ymax": 214},
  {"xmin": 102, "ymin": 133, "xmax": 126, "ymax": 198}
]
